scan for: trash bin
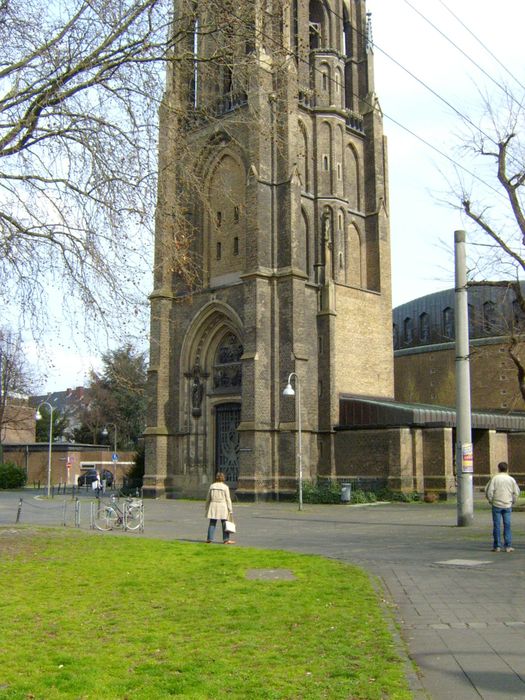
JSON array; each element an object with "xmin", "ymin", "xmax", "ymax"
[{"xmin": 341, "ymin": 482, "xmax": 352, "ymax": 503}]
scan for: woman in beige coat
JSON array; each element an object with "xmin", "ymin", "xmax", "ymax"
[{"xmin": 205, "ymin": 472, "xmax": 235, "ymax": 544}]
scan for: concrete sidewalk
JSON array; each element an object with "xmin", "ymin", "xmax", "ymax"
[{"xmin": 2, "ymin": 493, "xmax": 525, "ymax": 699}]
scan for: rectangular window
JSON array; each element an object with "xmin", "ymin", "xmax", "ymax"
[
  {"xmin": 322, "ymin": 155, "xmax": 329, "ymax": 170},
  {"xmin": 216, "ymin": 241, "xmax": 222, "ymax": 259},
  {"xmin": 233, "ymin": 206, "xmax": 240, "ymax": 223},
  {"xmin": 337, "ymin": 163, "xmax": 342, "ymax": 180},
  {"xmin": 216, "ymin": 211, "xmax": 222, "ymax": 227},
  {"xmin": 233, "ymin": 237, "xmax": 239, "ymax": 255}
]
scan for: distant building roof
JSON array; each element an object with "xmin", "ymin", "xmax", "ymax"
[{"xmin": 30, "ymin": 386, "xmax": 90, "ymax": 435}]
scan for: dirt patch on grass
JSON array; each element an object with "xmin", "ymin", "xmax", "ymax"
[{"xmin": 0, "ymin": 527, "xmax": 43, "ymax": 558}]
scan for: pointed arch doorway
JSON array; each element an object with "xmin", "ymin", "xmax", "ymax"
[{"xmin": 215, "ymin": 402, "xmax": 241, "ymax": 485}]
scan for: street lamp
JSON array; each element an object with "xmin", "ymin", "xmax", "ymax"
[
  {"xmin": 35, "ymin": 401, "xmax": 54, "ymax": 498},
  {"xmin": 101, "ymin": 424, "xmax": 117, "ymax": 454},
  {"xmin": 283, "ymin": 372, "xmax": 303, "ymax": 511},
  {"xmin": 102, "ymin": 424, "xmax": 118, "ymax": 483}
]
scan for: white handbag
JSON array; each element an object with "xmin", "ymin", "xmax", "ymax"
[{"xmin": 225, "ymin": 519, "xmax": 236, "ymax": 534}]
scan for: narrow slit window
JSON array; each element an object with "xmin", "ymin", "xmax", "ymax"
[
  {"xmin": 216, "ymin": 241, "xmax": 222, "ymax": 259},
  {"xmin": 233, "ymin": 205, "xmax": 240, "ymax": 223},
  {"xmin": 233, "ymin": 237, "xmax": 239, "ymax": 255},
  {"xmin": 216, "ymin": 211, "xmax": 222, "ymax": 227}
]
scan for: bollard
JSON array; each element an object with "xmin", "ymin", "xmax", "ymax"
[{"xmin": 15, "ymin": 498, "xmax": 23, "ymax": 523}]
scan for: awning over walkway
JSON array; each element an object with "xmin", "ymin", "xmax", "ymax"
[{"xmin": 338, "ymin": 396, "xmax": 525, "ymax": 431}]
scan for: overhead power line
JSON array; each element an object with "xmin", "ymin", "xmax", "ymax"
[
  {"xmin": 401, "ymin": 0, "xmax": 525, "ymax": 111},
  {"xmin": 436, "ymin": 0, "xmax": 525, "ymax": 93}
]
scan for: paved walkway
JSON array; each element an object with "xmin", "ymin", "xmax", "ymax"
[{"xmin": 2, "ymin": 492, "xmax": 525, "ymax": 699}]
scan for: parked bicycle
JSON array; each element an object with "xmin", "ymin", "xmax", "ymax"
[{"xmin": 92, "ymin": 495, "xmax": 143, "ymax": 532}]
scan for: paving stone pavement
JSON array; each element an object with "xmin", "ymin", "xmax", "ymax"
[{"xmin": 2, "ymin": 492, "xmax": 525, "ymax": 699}]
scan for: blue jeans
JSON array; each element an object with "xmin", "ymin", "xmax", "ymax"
[
  {"xmin": 207, "ymin": 519, "xmax": 229, "ymax": 542},
  {"xmin": 491, "ymin": 507, "xmax": 512, "ymax": 548}
]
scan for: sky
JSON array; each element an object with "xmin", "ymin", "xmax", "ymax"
[
  {"xmin": 31, "ymin": 0, "xmax": 525, "ymax": 392},
  {"xmin": 367, "ymin": 0, "xmax": 525, "ymax": 306}
]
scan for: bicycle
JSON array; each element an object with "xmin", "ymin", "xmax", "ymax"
[{"xmin": 93, "ymin": 495, "xmax": 143, "ymax": 532}]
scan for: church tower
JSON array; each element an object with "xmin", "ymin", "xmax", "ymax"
[{"xmin": 144, "ymin": 0, "xmax": 394, "ymax": 498}]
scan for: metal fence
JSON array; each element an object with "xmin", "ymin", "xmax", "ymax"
[{"xmin": 0, "ymin": 489, "xmax": 144, "ymax": 531}]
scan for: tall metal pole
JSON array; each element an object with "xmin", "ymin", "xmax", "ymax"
[
  {"xmin": 296, "ymin": 377, "xmax": 303, "ymax": 512},
  {"xmin": 36, "ymin": 401, "xmax": 54, "ymax": 498},
  {"xmin": 283, "ymin": 372, "xmax": 303, "ymax": 511},
  {"xmin": 454, "ymin": 230, "xmax": 474, "ymax": 526}
]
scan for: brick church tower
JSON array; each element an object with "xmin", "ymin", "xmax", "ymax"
[{"xmin": 144, "ymin": 0, "xmax": 394, "ymax": 498}]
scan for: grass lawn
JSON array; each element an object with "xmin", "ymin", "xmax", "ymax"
[{"xmin": 0, "ymin": 527, "xmax": 412, "ymax": 700}]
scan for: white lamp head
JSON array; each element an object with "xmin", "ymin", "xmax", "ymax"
[
  {"xmin": 283, "ymin": 383, "xmax": 295, "ymax": 397},
  {"xmin": 101, "ymin": 427, "xmax": 108, "ymax": 437},
  {"xmin": 35, "ymin": 410, "xmax": 42, "ymax": 420}
]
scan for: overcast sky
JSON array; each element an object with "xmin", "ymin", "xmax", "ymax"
[
  {"xmin": 33, "ymin": 0, "xmax": 525, "ymax": 392},
  {"xmin": 367, "ymin": 0, "xmax": 525, "ymax": 306}
]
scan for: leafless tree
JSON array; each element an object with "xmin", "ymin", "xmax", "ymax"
[
  {"xmin": 449, "ymin": 87, "xmax": 525, "ymax": 399},
  {"xmin": 0, "ymin": 328, "xmax": 35, "ymax": 449},
  {"xmin": 1, "ymin": 0, "xmax": 283, "ymax": 357}
]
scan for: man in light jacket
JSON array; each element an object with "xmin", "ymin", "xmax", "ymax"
[{"xmin": 485, "ymin": 462, "xmax": 520, "ymax": 552}]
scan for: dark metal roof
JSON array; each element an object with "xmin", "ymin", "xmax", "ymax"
[{"xmin": 338, "ymin": 396, "xmax": 525, "ymax": 431}]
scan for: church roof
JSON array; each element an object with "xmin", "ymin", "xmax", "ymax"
[{"xmin": 338, "ymin": 395, "xmax": 525, "ymax": 432}]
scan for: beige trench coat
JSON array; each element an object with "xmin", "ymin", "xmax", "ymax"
[{"xmin": 205, "ymin": 481, "xmax": 233, "ymax": 520}]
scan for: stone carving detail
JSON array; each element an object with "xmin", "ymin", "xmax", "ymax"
[
  {"xmin": 213, "ymin": 333, "xmax": 243, "ymax": 392},
  {"xmin": 188, "ymin": 365, "xmax": 208, "ymax": 418}
]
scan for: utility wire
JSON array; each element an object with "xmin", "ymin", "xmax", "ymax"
[
  {"xmin": 402, "ymin": 0, "xmax": 525, "ymax": 110},
  {"xmin": 196, "ymin": 6, "xmax": 509, "ymax": 202},
  {"xmin": 321, "ymin": 1, "xmax": 524, "ymax": 179},
  {"xmin": 437, "ymin": 0, "xmax": 525, "ymax": 93}
]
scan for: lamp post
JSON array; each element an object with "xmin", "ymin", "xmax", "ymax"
[
  {"xmin": 35, "ymin": 401, "xmax": 54, "ymax": 498},
  {"xmin": 102, "ymin": 424, "xmax": 118, "ymax": 483},
  {"xmin": 283, "ymin": 372, "xmax": 303, "ymax": 511},
  {"xmin": 102, "ymin": 423, "xmax": 117, "ymax": 454}
]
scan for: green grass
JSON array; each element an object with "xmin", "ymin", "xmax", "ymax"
[{"xmin": 0, "ymin": 528, "xmax": 412, "ymax": 700}]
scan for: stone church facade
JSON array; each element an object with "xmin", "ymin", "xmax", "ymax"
[{"xmin": 144, "ymin": 0, "xmax": 394, "ymax": 498}]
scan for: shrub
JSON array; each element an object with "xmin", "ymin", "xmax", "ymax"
[
  {"xmin": 0, "ymin": 462, "xmax": 27, "ymax": 489},
  {"xmin": 302, "ymin": 480, "xmax": 341, "ymax": 504},
  {"xmin": 300, "ymin": 481, "xmax": 379, "ymax": 505}
]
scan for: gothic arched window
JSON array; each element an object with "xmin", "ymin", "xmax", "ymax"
[
  {"xmin": 483, "ymin": 301, "xmax": 497, "ymax": 334},
  {"xmin": 309, "ymin": 0, "xmax": 327, "ymax": 49},
  {"xmin": 213, "ymin": 333, "xmax": 243, "ymax": 392},
  {"xmin": 443, "ymin": 307, "xmax": 454, "ymax": 339},
  {"xmin": 419, "ymin": 312, "xmax": 430, "ymax": 342},
  {"xmin": 404, "ymin": 317, "xmax": 413, "ymax": 344}
]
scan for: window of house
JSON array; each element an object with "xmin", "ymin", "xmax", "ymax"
[
  {"xmin": 216, "ymin": 241, "xmax": 222, "ymax": 259},
  {"xmin": 233, "ymin": 205, "xmax": 240, "ymax": 223},
  {"xmin": 216, "ymin": 211, "xmax": 222, "ymax": 227},
  {"xmin": 233, "ymin": 237, "xmax": 239, "ymax": 255}
]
